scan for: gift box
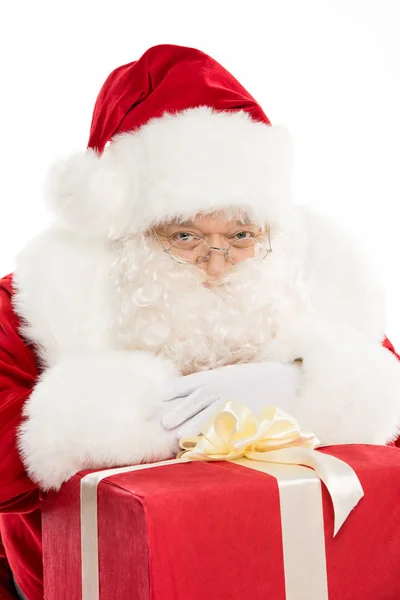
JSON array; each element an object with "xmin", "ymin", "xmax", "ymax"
[{"xmin": 42, "ymin": 443, "xmax": 400, "ymax": 600}]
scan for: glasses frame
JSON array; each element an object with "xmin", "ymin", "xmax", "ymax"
[{"xmin": 153, "ymin": 228, "xmax": 273, "ymax": 265}]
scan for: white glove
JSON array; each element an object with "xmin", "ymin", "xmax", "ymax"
[{"xmin": 161, "ymin": 361, "xmax": 301, "ymax": 439}]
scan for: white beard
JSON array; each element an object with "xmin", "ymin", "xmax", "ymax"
[{"xmin": 110, "ymin": 234, "xmax": 310, "ymax": 375}]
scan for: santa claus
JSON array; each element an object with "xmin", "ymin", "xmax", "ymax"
[{"xmin": 0, "ymin": 44, "xmax": 399, "ymax": 600}]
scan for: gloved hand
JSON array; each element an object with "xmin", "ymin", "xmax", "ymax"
[{"xmin": 161, "ymin": 361, "xmax": 302, "ymax": 439}]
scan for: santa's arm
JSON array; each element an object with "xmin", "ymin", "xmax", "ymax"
[
  {"xmin": 6, "ymin": 234, "xmax": 180, "ymax": 492},
  {"xmin": 17, "ymin": 350, "xmax": 179, "ymax": 491},
  {"xmin": 288, "ymin": 318, "xmax": 400, "ymax": 445},
  {"xmin": 0, "ymin": 278, "xmax": 41, "ymax": 513}
]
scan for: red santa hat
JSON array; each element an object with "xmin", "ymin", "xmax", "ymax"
[{"xmin": 47, "ymin": 44, "xmax": 293, "ymax": 239}]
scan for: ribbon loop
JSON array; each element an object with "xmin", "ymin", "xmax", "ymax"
[{"xmin": 179, "ymin": 400, "xmax": 364, "ymax": 535}]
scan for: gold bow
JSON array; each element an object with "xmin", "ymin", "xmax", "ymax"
[{"xmin": 179, "ymin": 400, "xmax": 364, "ymax": 536}]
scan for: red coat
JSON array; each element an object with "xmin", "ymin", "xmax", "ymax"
[
  {"xmin": 0, "ymin": 275, "xmax": 43, "ymax": 600},
  {"xmin": 0, "ymin": 272, "xmax": 399, "ymax": 600}
]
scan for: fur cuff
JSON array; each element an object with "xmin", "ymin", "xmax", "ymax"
[
  {"xmin": 290, "ymin": 318, "xmax": 400, "ymax": 445},
  {"xmin": 17, "ymin": 351, "xmax": 179, "ymax": 490}
]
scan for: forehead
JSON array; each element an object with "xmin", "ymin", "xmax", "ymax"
[{"xmin": 163, "ymin": 213, "xmax": 257, "ymax": 232}]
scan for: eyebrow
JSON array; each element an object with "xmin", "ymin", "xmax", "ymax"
[
  {"xmin": 172, "ymin": 221, "xmax": 196, "ymax": 227},
  {"xmin": 234, "ymin": 219, "xmax": 254, "ymax": 226},
  {"xmin": 171, "ymin": 220, "xmax": 256, "ymax": 228}
]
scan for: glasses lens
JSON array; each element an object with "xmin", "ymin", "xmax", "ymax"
[
  {"xmin": 168, "ymin": 238, "xmax": 210, "ymax": 264},
  {"xmin": 228, "ymin": 238, "xmax": 268, "ymax": 262}
]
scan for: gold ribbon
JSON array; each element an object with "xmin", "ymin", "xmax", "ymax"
[
  {"xmin": 79, "ymin": 401, "xmax": 364, "ymax": 600},
  {"xmin": 179, "ymin": 400, "xmax": 364, "ymax": 536}
]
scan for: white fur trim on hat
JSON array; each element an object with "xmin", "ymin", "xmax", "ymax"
[{"xmin": 45, "ymin": 107, "xmax": 293, "ymax": 239}]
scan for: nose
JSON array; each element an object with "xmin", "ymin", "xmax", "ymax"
[{"xmin": 200, "ymin": 248, "xmax": 230, "ymax": 278}]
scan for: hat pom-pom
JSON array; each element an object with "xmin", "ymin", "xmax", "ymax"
[{"xmin": 44, "ymin": 147, "xmax": 130, "ymax": 238}]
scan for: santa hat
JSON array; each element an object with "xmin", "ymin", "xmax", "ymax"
[{"xmin": 46, "ymin": 44, "xmax": 294, "ymax": 239}]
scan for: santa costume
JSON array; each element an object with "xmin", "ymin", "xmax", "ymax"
[{"xmin": 0, "ymin": 44, "xmax": 399, "ymax": 600}]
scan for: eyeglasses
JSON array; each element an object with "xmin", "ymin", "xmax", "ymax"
[{"xmin": 154, "ymin": 229, "xmax": 272, "ymax": 265}]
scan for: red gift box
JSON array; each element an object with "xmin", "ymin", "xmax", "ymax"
[{"xmin": 42, "ymin": 445, "xmax": 400, "ymax": 600}]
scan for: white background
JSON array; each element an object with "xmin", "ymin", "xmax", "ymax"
[{"xmin": 0, "ymin": 1, "xmax": 399, "ymax": 344}]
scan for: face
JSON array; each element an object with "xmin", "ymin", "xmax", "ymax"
[
  {"xmin": 113, "ymin": 213, "xmax": 306, "ymax": 374},
  {"xmin": 153, "ymin": 213, "xmax": 267, "ymax": 279}
]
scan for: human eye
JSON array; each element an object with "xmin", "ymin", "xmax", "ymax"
[
  {"xmin": 233, "ymin": 231, "xmax": 254, "ymax": 240},
  {"xmin": 231, "ymin": 231, "xmax": 255, "ymax": 241},
  {"xmin": 230, "ymin": 231, "xmax": 257, "ymax": 248},
  {"xmin": 169, "ymin": 231, "xmax": 203, "ymax": 249},
  {"xmin": 170, "ymin": 231, "xmax": 197, "ymax": 242}
]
